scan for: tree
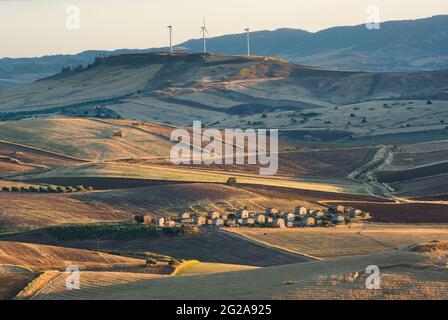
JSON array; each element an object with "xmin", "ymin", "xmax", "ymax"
[
  {"xmin": 1, "ymin": 186, "xmax": 10, "ymax": 192},
  {"xmin": 226, "ymin": 177, "xmax": 237, "ymax": 186}
]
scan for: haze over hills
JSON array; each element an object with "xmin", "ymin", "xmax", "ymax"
[{"xmin": 1, "ymin": 15, "xmax": 447, "ymax": 89}]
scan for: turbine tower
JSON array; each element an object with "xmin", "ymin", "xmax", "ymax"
[
  {"xmin": 244, "ymin": 27, "xmax": 251, "ymax": 56},
  {"xmin": 167, "ymin": 25, "xmax": 173, "ymax": 53},
  {"xmin": 201, "ymin": 17, "xmax": 209, "ymax": 53}
]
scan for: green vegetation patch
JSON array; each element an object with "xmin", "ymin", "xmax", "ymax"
[{"xmin": 44, "ymin": 222, "xmax": 185, "ymax": 241}]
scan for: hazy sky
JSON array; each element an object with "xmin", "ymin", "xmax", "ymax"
[{"xmin": 1, "ymin": 0, "xmax": 447, "ymax": 58}]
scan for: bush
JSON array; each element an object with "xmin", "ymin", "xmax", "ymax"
[
  {"xmin": 48, "ymin": 186, "xmax": 58, "ymax": 193},
  {"xmin": 146, "ymin": 258, "xmax": 157, "ymax": 266},
  {"xmin": 168, "ymin": 259, "xmax": 181, "ymax": 267},
  {"xmin": 1, "ymin": 186, "xmax": 11, "ymax": 192},
  {"xmin": 11, "ymin": 186, "xmax": 20, "ymax": 192},
  {"xmin": 66, "ymin": 186, "xmax": 76, "ymax": 193},
  {"xmin": 20, "ymin": 186, "xmax": 30, "ymax": 192},
  {"xmin": 75, "ymin": 185, "xmax": 86, "ymax": 192},
  {"xmin": 57, "ymin": 186, "xmax": 67, "ymax": 193},
  {"xmin": 86, "ymin": 186, "xmax": 94, "ymax": 192},
  {"xmin": 38, "ymin": 186, "xmax": 47, "ymax": 193},
  {"xmin": 29, "ymin": 186, "xmax": 39, "ymax": 192}
]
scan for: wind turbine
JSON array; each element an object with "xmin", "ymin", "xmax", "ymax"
[
  {"xmin": 167, "ymin": 25, "xmax": 173, "ymax": 53},
  {"xmin": 201, "ymin": 17, "xmax": 209, "ymax": 53},
  {"xmin": 244, "ymin": 26, "xmax": 251, "ymax": 56}
]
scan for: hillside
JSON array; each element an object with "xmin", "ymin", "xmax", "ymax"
[{"xmin": 1, "ymin": 15, "xmax": 447, "ymax": 90}]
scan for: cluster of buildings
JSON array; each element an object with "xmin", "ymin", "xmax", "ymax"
[{"xmin": 135, "ymin": 205, "xmax": 370, "ymax": 229}]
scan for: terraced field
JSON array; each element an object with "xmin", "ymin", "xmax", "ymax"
[{"xmin": 227, "ymin": 225, "xmax": 448, "ymax": 259}]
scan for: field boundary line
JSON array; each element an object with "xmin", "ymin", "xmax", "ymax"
[
  {"xmin": 220, "ymin": 229, "xmax": 321, "ymax": 261},
  {"xmin": 0, "ymin": 139, "xmax": 87, "ymax": 163}
]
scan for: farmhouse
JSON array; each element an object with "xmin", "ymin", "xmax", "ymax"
[{"xmin": 143, "ymin": 215, "xmax": 154, "ymax": 224}]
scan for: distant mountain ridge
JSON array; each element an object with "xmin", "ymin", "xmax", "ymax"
[{"xmin": 0, "ymin": 15, "xmax": 447, "ymax": 89}]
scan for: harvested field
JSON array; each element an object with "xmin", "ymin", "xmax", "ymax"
[
  {"xmin": 376, "ymin": 162, "xmax": 448, "ymax": 183},
  {"xmin": 0, "ymin": 192, "xmax": 131, "ymax": 231},
  {"xmin": 0, "ymin": 140, "xmax": 82, "ymax": 168},
  {"xmin": 238, "ymin": 184, "xmax": 389, "ymax": 203},
  {"xmin": 0, "ymin": 118, "xmax": 173, "ymax": 161},
  {"xmin": 228, "ymin": 225, "xmax": 448, "ymax": 259},
  {"xmin": 0, "ymin": 273, "xmax": 36, "ymax": 300},
  {"xmin": 17, "ymin": 228, "xmax": 310, "ymax": 267},
  {"xmin": 29, "ymin": 251, "xmax": 448, "ymax": 300},
  {"xmin": 390, "ymin": 173, "xmax": 448, "ymax": 198},
  {"xmin": 71, "ymin": 183, "xmax": 259, "ymax": 215},
  {"xmin": 0, "ymin": 241, "xmax": 145, "ymax": 272},
  {"xmin": 334, "ymin": 202, "xmax": 448, "ymax": 223}
]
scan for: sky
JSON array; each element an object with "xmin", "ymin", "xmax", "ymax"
[{"xmin": 1, "ymin": 0, "xmax": 447, "ymax": 58}]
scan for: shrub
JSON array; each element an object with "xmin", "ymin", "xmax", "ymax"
[
  {"xmin": 66, "ymin": 186, "xmax": 76, "ymax": 193},
  {"xmin": 29, "ymin": 186, "xmax": 39, "ymax": 192},
  {"xmin": 86, "ymin": 186, "xmax": 94, "ymax": 192},
  {"xmin": 146, "ymin": 258, "xmax": 157, "ymax": 266},
  {"xmin": 1, "ymin": 186, "xmax": 11, "ymax": 192},
  {"xmin": 168, "ymin": 259, "xmax": 181, "ymax": 267},
  {"xmin": 20, "ymin": 187, "xmax": 30, "ymax": 192},
  {"xmin": 39, "ymin": 186, "xmax": 48, "ymax": 193},
  {"xmin": 11, "ymin": 186, "xmax": 20, "ymax": 192},
  {"xmin": 57, "ymin": 186, "xmax": 67, "ymax": 193},
  {"xmin": 75, "ymin": 185, "xmax": 86, "ymax": 192},
  {"xmin": 48, "ymin": 186, "xmax": 58, "ymax": 193}
]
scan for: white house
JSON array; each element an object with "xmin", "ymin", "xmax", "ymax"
[
  {"xmin": 274, "ymin": 218, "xmax": 286, "ymax": 228},
  {"xmin": 155, "ymin": 217, "xmax": 165, "ymax": 227},
  {"xmin": 285, "ymin": 213, "xmax": 295, "ymax": 223},
  {"xmin": 179, "ymin": 212, "xmax": 191, "ymax": 220},
  {"xmin": 295, "ymin": 207, "xmax": 308, "ymax": 217},
  {"xmin": 238, "ymin": 210, "xmax": 250, "ymax": 219}
]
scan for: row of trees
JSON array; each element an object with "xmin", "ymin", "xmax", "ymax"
[{"xmin": 1, "ymin": 185, "xmax": 94, "ymax": 193}]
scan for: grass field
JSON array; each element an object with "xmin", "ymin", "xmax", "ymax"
[
  {"xmin": 227, "ymin": 224, "xmax": 448, "ymax": 259},
  {"xmin": 174, "ymin": 260, "xmax": 257, "ymax": 276}
]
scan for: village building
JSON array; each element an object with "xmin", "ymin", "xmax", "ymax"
[
  {"xmin": 208, "ymin": 211, "xmax": 221, "ymax": 220},
  {"xmin": 178, "ymin": 212, "xmax": 191, "ymax": 220},
  {"xmin": 286, "ymin": 221, "xmax": 294, "ymax": 228},
  {"xmin": 237, "ymin": 218, "xmax": 244, "ymax": 225},
  {"xmin": 221, "ymin": 214, "xmax": 229, "ymax": 221},
  {"xmin": 226, "ymin": 219, "xmax": 237, "ymax": 227},
  {"xmin": 336, "ymin": 205, "xmax": 346, "ymax": 213},
  {"xmin": 194, "ymin": 216, "xmax": 207, "ymax": 225},
  {"xmin": 238, "ymin": 210, "xmax": 250, "ymax": 219},
  {"xmin": 245, "ymin": 218, "xmax": 255, "ymax": 226},
  {"xmin": 273, "ymin": 218, "xmax": 286, "ymax": 228},
  {"xmin": 143, "ymin": 215, "xmax": 154, "ymax": 224},
  {"xmin": 303, "ymin": 217, "xmax": 316, "ymax": 227},
  {"xmin": 313, "ymin": 211, "xmax": 325, "ymax": 218},
  {"xmin": 155, "ymin": 217, "xmax": 165, "ymax": 227},
  {"xmin": 333, "ymin": 215, "xmax": 346, "ymax": 224},
  {"xmin": 181, "ymin": 218, "xmax": 194, "ymax": 224},
  {"xmin": 285, "ymin": 213, "xmax": 295, "ymax": 222},
  {"xmin": 266, "ymin": 217, "xmax": 274, "ymax": 224},
  {"xmin": 266, "ymin": 208, "xmax": 279, "ymax": 216},
  {"xmin": 254, "ymin": 214, "xmax": 266, "ymax": 224},
  {"xmin": 295, "ymin": 207, "xmax": 308, "ymax": 217},
  {"xmin": 213, "ymin": 218, "xmax": 225, "ymax": 228}
]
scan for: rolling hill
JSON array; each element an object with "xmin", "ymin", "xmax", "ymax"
[{"xmin": 1, "ymin": 15, "xmax": 447, "ymax": 90}]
